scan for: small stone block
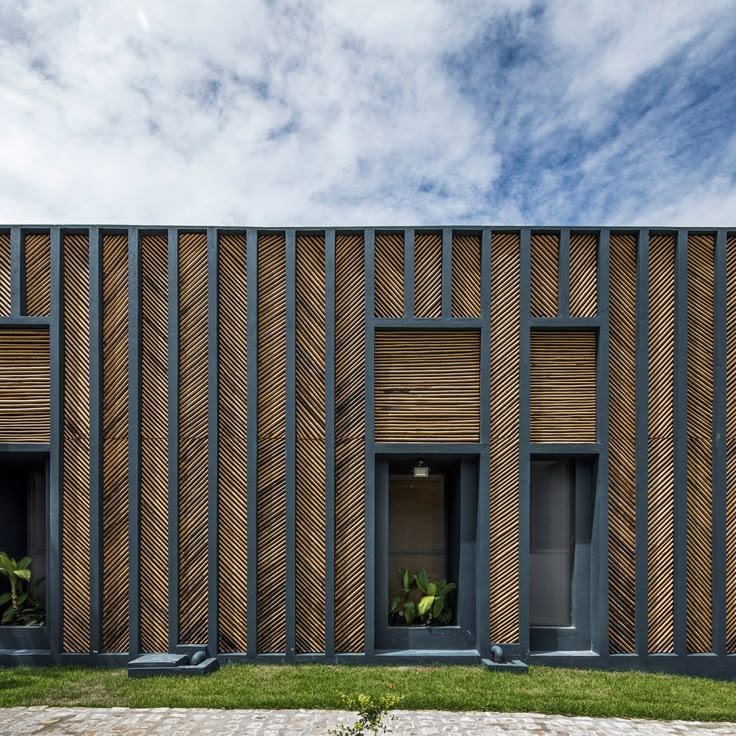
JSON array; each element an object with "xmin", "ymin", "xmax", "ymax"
[
  {"xmin": 481, "ymin": 658, "xmax": 529, "ymax": 674},
  {"xmin": 128, "ymin": 658, "xmax": 219, "ymax": 678},
  {"xmin": 128, "ymin": 653, "xmax": 190, "ymax": 668}
]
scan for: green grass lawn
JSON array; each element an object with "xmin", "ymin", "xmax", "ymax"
[{"xmin": 0, "ymin": 664, "xmax": 735, "ymax": 721}]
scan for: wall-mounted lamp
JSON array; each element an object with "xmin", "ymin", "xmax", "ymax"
[{"xmin": 413, "ymin": 460, "xmax": 430, "ymax": 478}]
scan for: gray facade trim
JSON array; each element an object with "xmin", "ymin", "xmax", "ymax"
[
  {"xmin": 558, "ymin": 228, "xmax": 570, "ymax": 317},
  {"xmin": 10, "ymin": 227, "xmax": 24, "ymax": 317},
  {"xmin": 403, "ymin": 228, "xmax": 414, "ymax": 318},
  {"xmin": 442, "ymin": 227, "xmax": 452, "ymax": 318}
]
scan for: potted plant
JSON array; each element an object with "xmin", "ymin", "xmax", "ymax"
[
  {"xmin": 0, "ymin": 552, "xmax": 48, "ymax": 651},
  {"xmin": 388, "ymin": 567, "xmax": 456, "ymax": 626}
]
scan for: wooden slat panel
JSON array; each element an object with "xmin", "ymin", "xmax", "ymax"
[
  {"xmin": 217, "ymin": 233, "xmax": 247, "ymax": 653},
  {"xmin": 178, "ymin": 232, "xmax": 208, "ymax": 644},
  {"xmin": 374, "ymin": 331, "xmax": 480, "ymax": 443},
  {"xmin": 451, "ymin": 233, "xmax": 481, "ymax": 318},
  {"xmin": 335, "ymin": 233, "xmax": 365, "ymax": 652},
  {"xmin": 62, "ymin": 233, "xmax": 91, "ymax": 652},
  {"xmin": 140, "ymin": 233, "xmax": 168, "ymax": 653},
  {"xmin": 0, "ymin": 329, "xmax": 49, "ymax": 443},
  {"xmin": 295, "ymin": 234, "xmax": 326, "ymax": 653},
  {"xmin": 727, "ymin": 233, "xmax": 736, "ymax": 654},
  {"xmin": 530, "ymin": 233, "xmax": 558, "ymax": 317},
  {"xmin": 686, "ymin": 233, "xmax": 714, "ymax": 653},
  {"xmin": 101, "ymin": 234, "xmax": 129, "ymax": 653},
  {"xmin": 530, "ymin": 331, "xmax": 596, "ymax": 444},
  {"xmin": 414, "ymin": 232, "xmax": 442, "ymax": 318},
  {"xmin": 257, "ymin": 232, "xmax": 286, "ymax": 653},
  {"xmin": 489, "ymin": 232, "xmax": 520, "ymax": 643},
  {"xmin": 648, "ymin": 234, "xmax": 675, "ymax": 653},
  {"xmin": 0, "ymin": 233, "xmax": 9, "ymax": 316},
  {"xmin": 569, "ymin": 233, "xmax": 597, "ymax": 317},
  {"xmin": 608, "ymin": 233, "xmax": 637, "ymax": 654},
  {"xmin": 374, "ymin": 232, "xmax": 403, "ymax": 318},
  {"xmin": 25, "ymin": 233, "xmax": 51, "ymax": 316}
]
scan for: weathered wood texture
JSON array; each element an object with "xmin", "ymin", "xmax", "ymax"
[
  {"xmin": 0, "ymin": 329, "xmax": 50, "ymax": 443},
  {"xmin": 530, "ymin": 331, "xmax": 596, "ymax": 444},
  {"xmin": 530, "ymin": 233, "xmax": 558, "ymax": 317},
  {"xmin": 334, "ymin": 233, "xmax": 365, "ymax": 653},
  {"xmin": 374, "ymin": 232, "xmax": 404, "ymax": 318},
  {"xmin": 257, "ymin": 232, "xmax": 287, "ymax": 653},
  {"xmin": 569, "ymin": 233, "xmax": 597, "ymax": 317},
  {"xmin": 295, "ymin": 234, "xmax": 326, "ymax": 653},
  {"xmin": 374, "ymin": 331, "xmax": 480, "ymax": 443},
  {"xmin": 0, "ymin": 233, "xmax": 9, "ymax": 316},
  {"xmin": 217, "ymin": 232, "xmax": 247, "ymax": 653},
  {"xmin": 140, "ymin": 233, "xmax": 169, "ymax": 653},
  {"xmin": 489, "ymin": 232, "xmax": 520, "ymax": 643},
  {"xmin": 101, "ymin": 234, "xmax": 129, "ymax": 653},
  {"xmin": 413, "ymin": 232, "xmax": 442, "ymax": 318},
  {"xmin": 647, "ymin": 234, "xmax": 676, "ymax": 653},
  {"xmin": 451, "ymin": 233, "xmax": 481, "ymax": 318},
  {"xmin": 607, "ymin": 233, "xmax": 637, "ymax": 654},
  {"xmin": 25, "ymin": 233, "xmax": 51, "ymax": 316},
  {"xmin": 178, "ymin": 233, "xmax": 208, "ymax": 644},
  {"xmin": 686, "ymin": 233, "xmax": 714, "ymax": 653},
  {"xmin": 727, "ymin": 233, "xmax": 736, "ymax": 654},
  {"xmin": 62, "ymin": 233, "xmax": 91, "ymax": 653}
]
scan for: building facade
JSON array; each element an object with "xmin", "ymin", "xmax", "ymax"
[{"xmin": 0, "ymin": 225, "xmax": 734, "ymax": 676}]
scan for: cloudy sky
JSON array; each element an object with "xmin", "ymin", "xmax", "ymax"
[{"xmin": 1, "ymin": 1, "xmax": 734, "ymax": 226}]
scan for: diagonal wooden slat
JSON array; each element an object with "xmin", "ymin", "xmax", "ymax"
[
  {"xmin": 686, "ymin": 233, "xmax": 714, "ymax": 653},
  {"xmin": 647, "ymin": 234, "xmax": 676, "ymax": 653},
  {"xmin": 25, "ymin": 232, "xmax": 51, "ymax": 316},
  {"xmin": 489, "ymin": 232, "xmax": 520, "ymax": 643},
  {"xmin": 727, "ymin": 233, "xmax": 736, "ymax": 654},
  {"xmin": 413, "ymin": 231, "xmax": 442, "ymax": 318},
  {"xmin": 217, "ymin": 232, "xmax": 247, "ymax": 653},
  {"xmin": 101, "ymin": 233, "xmax": 129, "ymax": 653},
  {"xmin": 257, "ymin": 231, "xmax": 287, "ymax": 653},
  {"xmin": 608, "ymin": 233, "xmax": 637, "ymax": 654},
  {"xmin": 569, "ymin": 233, "xmax": 597, "ymax": 317},
  {"xmin": 140, "ymin": 233, "xmax": 169, "ymax": 653},
  {"xmin": 0, "ymin": 233, "xmax": 9, "ymax": 316},
  {"xmin": 178, "ymin": 232, "xmax": 209, "ymax": 645},
  {"xmin": 374, "ymin": 232, "xmax": 404, "ymax": 318},
  {"xmin": 295, "ymin": 234, "xmax": 326, "ymax": 653},
  {"xmin": 530, "ymin": 233, "xmax": 558, "ymax": 317},
  {"xmin": 62, "ymin": 233, "xmax": 91, "ymax": 653},
  {"xmin": 335, "ymin": 233, "xmax": 365, "ymax": 653},
  {"xmin": 451, "ymin": 233, "xmax": 481, "ymax": 318}
]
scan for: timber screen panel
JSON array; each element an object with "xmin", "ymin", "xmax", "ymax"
[
  {"xmin": 727, "ymin": 232, "xmax": 736, "ymax": 654},
  {"xmin": 530, "ymin": 233, "xmax": 558, "ymax": 317},
  {"xmin": 569, "ymin": 233, "xmax": 597, "ymax": 317},
  {"xmin": 413, "ymin": 231, "xmax": 442, "ymax": 318},
  {"xmin": 374, "ymin": 232, "xmax": 404, "ymax": 318},
  {"xmin": 451, "ymin": 233, "xmax": 481, "ymax": 318},
  {"xmin": 374, "ymin": 331, "xmax": 480, "ymax": 443},
  {"xmin": 0, "ymin": 233, "xmax": 9, "ymax": 315},
  {"xmin": 25, "ymin": 233, "xmax": 51, "ymax": 316}
]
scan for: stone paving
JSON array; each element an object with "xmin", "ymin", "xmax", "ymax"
[{"xmin": 1, "ymin": 707, "xmax": 735, "ymax": 736}]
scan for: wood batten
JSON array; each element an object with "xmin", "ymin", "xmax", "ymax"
[
  {"xmin": 25, "ymin": 232, "xmax": 51, "ymax": 316},
  {"xmin": 529, "ymin": 331, "xmax": 596, "ymax": 444},
  {"xmin": 374, "ymin": 331, "xmax": 480, "ymax": 443},
  {"xmin": 530, "ymin": 233, "xmax": 558, "ymax": 317},
  {"xmin": 0, "ymin": 233, "xmax": 10, "ymax": 315},
  {"xmin": 334, "ymin": 233, "xmax": 365, "ymax": 653},
  {"xmin": 257, "ymin": 232, "xmax": 287, "ymax": 653},
  {"xmin": 374, "ymin": 232, "xmax": 404, "ymax": 318},
  {"xmin": 294, "ymin": 234, "xmax": 327, "ymax": 653},
  {"xmin": 607, "ymin": 233, "xmax": 637, "ymax": 654},
  {"xmin": 140, "ymin": 233, "xmax": 169, "ymax": 653},
  {"xmin": 569, "ymin": 233, "xmax": 597, "ymax": 317},
  {"xmin": 177, "ymin": 233, "xmax": 209, "ymax": 644},
  {"xmin": 413, "ymin": 232, "xmax": 442, "ymax": 319},
  {"xmin": 727, "ymin": 233, "xmax": 736, "ymax": 654},
  {"xmin": 62, "ymin": 233, "xmax": 91, "ymax": 653},
  {"xmin": 0, "ymin": 329, "xmax": 49, "ymax": 442},
  {"xmin": 451, "ymin": 233, "xmax": 481, "ymax": 318},
  {"xmin": 489, "ymin": 232, "xmax": 521, "ymax": 644},
  {"xmin": 647, "ymin": 233, "xmax": 675, "ymax": 653},
  {"xmin": 101, "ymin": 234, "xmax": 129, "ymax": 653},
  {"xmin": 686, "ymin": 233, "xmax": 715, "ymax": 653},
  {"xmin": 217, "ymin": 232, "xmax": 247, "ymax": 653}
]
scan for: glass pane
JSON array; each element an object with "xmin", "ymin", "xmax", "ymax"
[{"xmin": 530, "ymin": 460, "xmax": 572, "ymax": 626}]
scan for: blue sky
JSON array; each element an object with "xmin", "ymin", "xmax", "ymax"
[{"xmin": 0, "ymin": 1, "xmax": 734, "ymax": 226}]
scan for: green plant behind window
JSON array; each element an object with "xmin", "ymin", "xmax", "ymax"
[
  {"xmin": 388, "ymin": 567, "xmax": 455, "ymax": 626},
  {"xmin": 0, "ymin": 552, "xmax": 45, "ymax": 626}
]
